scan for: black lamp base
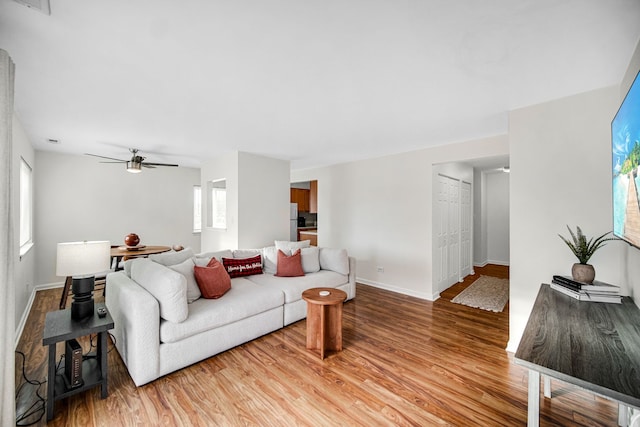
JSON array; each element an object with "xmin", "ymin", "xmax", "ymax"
[{"xmin": 71, "ymin": 276, "xmax": 95, "ymax": 320}]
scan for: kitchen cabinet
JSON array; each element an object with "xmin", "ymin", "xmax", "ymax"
[
  {"xmin": 309, "ymin": 180, "xmax": 317, "ymax": 213},
  {"xmin": 298, "ymin": 230, "xmax": 317, "ymax": 246},
  {"xmin": 291, "ymin": 188, "xmax": 310, "ymax": 212}
]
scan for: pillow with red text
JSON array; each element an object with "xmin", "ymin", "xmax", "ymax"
[{"xmin": 222, "ymin": 254, "xmax": 263, "ymax": 278}]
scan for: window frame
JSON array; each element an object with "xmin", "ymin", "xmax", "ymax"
[
  {"xmin": 193, "ymin": 185, "xmax": 202, "ymax": 233},
  {"xmin": 207, "ymin": 179, "xmax": 227, "ymax": 230},
  {"xmin": 19, "ymin": 157, "xmax": 34, "ymax": 257}
]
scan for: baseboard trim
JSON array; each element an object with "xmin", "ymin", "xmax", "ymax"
[
  {"xmin": 486, "ymin": 260, "xmax": 510, "ymax": 267},
  {"xmin": 15, "ymin": 281, "xmax": 64, "ymax": 349},
  {"xmin": 356, "ymin": 277, "xmax": 437, "ymax": 301}
]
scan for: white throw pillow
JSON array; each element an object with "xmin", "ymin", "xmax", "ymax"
[
  {"xmin": 275, "ymin": 240, "xmax": 311, "ymax": 254},
  {"xmin": 301, "ymin": 247, "xmax": 320, "ymax": 273},
  {"xmin": 233, "ymin": 249, "xmax": 262, "ymax": 260},
  {"xmin": 262, "ymin": 246, "xmax": 277, "ymax": 274},
  {"xmin": 168, "ymin": 258, "xmax": 201, "ymax": 303},
  {"xmin": 149, "ymin": 248, "xmax": 195, "ymax": 266},
  {"xmin": 193, "ymin": 249, "xmax": 233, "ymax": 266},
  {"xmin": 123, "ymin": 259, "xmax": 134, "ymax": 277},
  {"xmin": 131, "ymin": 258, "xmax": 188, "ymax": 323},
  {"xmin": 319, "ymin": 248, "xmax": 349, "ymax": 275}
]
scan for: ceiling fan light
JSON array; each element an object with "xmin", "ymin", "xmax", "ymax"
[{"xmin": 126, "ymin": 161, "xmax": 142, "ymax": 173}]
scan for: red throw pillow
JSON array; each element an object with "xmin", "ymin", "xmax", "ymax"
[
  {"xmin": 193, "ymin": 259, "xmax": 231, "ymax": 299},
  {"xmin": 275, "ymin": 249, "xmax": 305, "ymax": 277},
  {"xmin": 222, "ymin": 255, "xmax": 263, "ymax": 278}
]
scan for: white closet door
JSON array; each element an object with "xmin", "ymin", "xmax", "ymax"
[
  {"xmin": 460, "ymin": 181, "xmax": 472, "ymax": 279},
  {"xmin": 447, "ymin": 177, "xmax": 460, "ymax": 286},
  {"xmin": 435, "ymin": 175, "xmax": 450, "ymax": 291}
]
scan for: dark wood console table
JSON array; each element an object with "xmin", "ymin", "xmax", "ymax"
[
  {"xmin": 43, "ymin": 304, "xmax": 114, "ymax": 421},
  {"xmin": 515, "ymin": 284, "xmax": 640, "ymax": 426}
]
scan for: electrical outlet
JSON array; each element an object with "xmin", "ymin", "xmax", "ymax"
[{"xmin": 376, "ymin": 266, "xmax": 384, "ymax": 273}]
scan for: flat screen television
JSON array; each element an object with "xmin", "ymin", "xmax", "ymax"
[{"xmin": 612, "ymin": 69, "xmax": 640, "ymax": 249}]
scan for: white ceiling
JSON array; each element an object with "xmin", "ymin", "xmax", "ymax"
[{"xmin": 1, "ymin": 0, "xmax": 639, "ymax": 170}]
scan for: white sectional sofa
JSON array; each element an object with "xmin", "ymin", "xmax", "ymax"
[{"xmin": 105, "ymin": 244, "xmax": 356, "ymax": 386}]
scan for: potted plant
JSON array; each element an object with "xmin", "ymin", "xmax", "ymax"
[{"xmin": 558, "ymin": 225, "xmax": 617, "ymax": 283}]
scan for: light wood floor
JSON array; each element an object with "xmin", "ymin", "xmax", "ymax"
[{"xmin": 16, "ymin": 265, "xmax": 618, "ymax": 426}]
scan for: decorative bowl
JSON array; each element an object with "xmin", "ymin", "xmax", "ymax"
[{"xmin": 124, "ymin": 233, "xmax": 140, "ymax": 246}]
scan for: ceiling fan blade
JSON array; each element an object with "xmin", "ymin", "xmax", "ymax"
[
  {"xmin": 143, "ymin": 162, "xmax": 179, "ymax": 167},
  {"xmin": 85, "ymin": 153, "xmax": 127, "ymax": 162},
  {"xmin": 141, "ymin": 164, "xmax": 156, "ymax": 169},
  {"xmin": 99, "ymin": 161, "xmax": 127, "ymax": 163}
]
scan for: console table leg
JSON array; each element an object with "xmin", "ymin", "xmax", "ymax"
[
  {"xmin": 98, "ymin": 331, "xmax": 108, "ymax": 398},
  {"xmin": 543, "ymin": 375, "xmax": 551, "ymax": 398},
  {"xmin": 46, "ymin": 344, "xmax": 55, "ymax": 420},
  {"xmin": 618, "ymin": 403, "xmax": 629, "ymax": 426},
  {"xmin": 528, "ymin": 370, "xmax": 540, "ymax": 427}
]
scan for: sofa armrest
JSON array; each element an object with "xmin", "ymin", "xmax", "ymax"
[
  {"xmin": 105, "ymin": 271, "xmax": 161, "ymax": 386},
  {"xmin": 347, "ymin": 256, "xmax": 356, "ymax": 300}
]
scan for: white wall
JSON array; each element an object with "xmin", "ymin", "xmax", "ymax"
[
  {"xmin": 509, "ymin": 85, "xmax": 621, "ymax": 351},
  {"xmin": 34, "ymin": 151, "xmax": 201, "ymax": 285},
  {"xmin": 237, "ymin": 152, "xmax": 290, "ymax": 248},
  {"xmin": 201, "ymin": 151, "xmax": 290, "ymax": 252},
  {"xmin": 486, "ymin": 172, "xmax": 509, "ymax": 265},
  {"xmin": 201, "ymin": 151, "xmax": 239, "ymax": 251},
  {"xmin": 12, "ymin": 116, "xmax": 34, "ymax": 330},
  {"xmin": 473, "ymin": 168, "xmax": 488, "ymax": 266},
  {"xmin": 292, "ymin": 135, "xmax": 508, "ymax": 300}
]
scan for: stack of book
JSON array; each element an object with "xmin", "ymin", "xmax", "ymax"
[{"xmin": 550, "ymin": 275, "xmax": 622, "ymax": 304}]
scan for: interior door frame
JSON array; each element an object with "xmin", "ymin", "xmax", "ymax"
[{"xmin": 433, "ymin": 172, "xmax": 473, "ymax": 294}]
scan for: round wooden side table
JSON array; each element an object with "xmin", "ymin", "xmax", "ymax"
[{"xmin": 302, "ymin": 287, "xmax": 347, "ymax": 359}]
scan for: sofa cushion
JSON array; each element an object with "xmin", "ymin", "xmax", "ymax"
[
  {"xmin": 275, "ymin": 240, "xmax": 310, "ymax": 253},
  {"xmin": 159, "ymin": 278, "xmax": 284, "ymax": 343},
  {"xmin": 246, "ymin": 270, "xmax": 348, "ymax": 303},
  {"xmin": 319, "ymin": 248, "xmax": 349, "ymax": 275},
  {"xmin": 194, "ymin": 259, "xmax": 231, "ymax": 299},
  {"xmin": 123, "ymin": 259, "xmax": 134, "ymax": 277},
  {"xmin": 222, "ymin": 255, "xmax": 263, "ymax": 278},
  {"xmin": 301, "ymin": 247, "xmax": 320, "ymax": 274},
  {"xmin": 275, "ymin": 249, "xmax": 304, "ymax": 277},
  {"xmin": 262, "ymin": 246, "xmax": 277, "ymax": 274},
  {"xmin": 233, "ymin": 249, "xmax": 261, "ymax": 260},
  {"xmin": 168, "ymin": 258, "xmax": 201, "ymax": 303},
  {"xmin": 131, "ymin": 258, "xmax": 188, "ymax": 323},
  {"xmin": 193, "ymin": 249, "xmax": 233, "ymax": 266},
  {"xmin": 149, "ymin": 248, "xmax": 195, "ymax": 266}
]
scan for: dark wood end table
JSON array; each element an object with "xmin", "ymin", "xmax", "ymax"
[
  {"xmin": 302, "ymin": 287, "xmax": 347, "ymax": 359},
  {"xmin": 42, "ymin": 304, "xmax": 114, "ymax": 421}
]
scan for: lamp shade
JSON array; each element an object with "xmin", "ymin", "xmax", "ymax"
[{"xmin": 56, "ymin": 241, "xmax": 111, "ymax": 277}]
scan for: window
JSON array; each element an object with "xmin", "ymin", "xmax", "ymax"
[
  {"xmin": 207, "ymin": 179, "xmax": 226, "ymax": 229},
  {"xmin": 19, "ymin": 158, "xmax": 33, "ymax": 256},
  {"xmin": 193, "ymin": 185, "xmax": 202, "ymax": 233}
]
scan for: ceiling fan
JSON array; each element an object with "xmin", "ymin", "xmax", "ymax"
[{"xmin": 85, "ymin": 148, "xmax": 179, "ymax": 173}]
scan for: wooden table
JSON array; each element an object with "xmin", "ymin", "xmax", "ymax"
[
  {"xmin": 302, "ymin": 287, "xmax": 347, "ymax": 359},
  {"xmin": 515, "ymin": 284, "xmax": 640, "ymax": 426},
  {"xmin": 110, "ymin": 245, "xmax": 172, "ymax": 269}
]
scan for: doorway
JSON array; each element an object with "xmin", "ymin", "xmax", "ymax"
[{"xmin": 432, "ymin": 156, "xmax": 510, "ymax": 296}]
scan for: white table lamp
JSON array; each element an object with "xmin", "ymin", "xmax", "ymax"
[{"xmin": 56, "ymin": 241, "xmax": 110, "ymax": 320}]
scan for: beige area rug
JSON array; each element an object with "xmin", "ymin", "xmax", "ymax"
[{"xmin": 451, "ymin": 275, "xmax": 509, "ymax": 312}]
